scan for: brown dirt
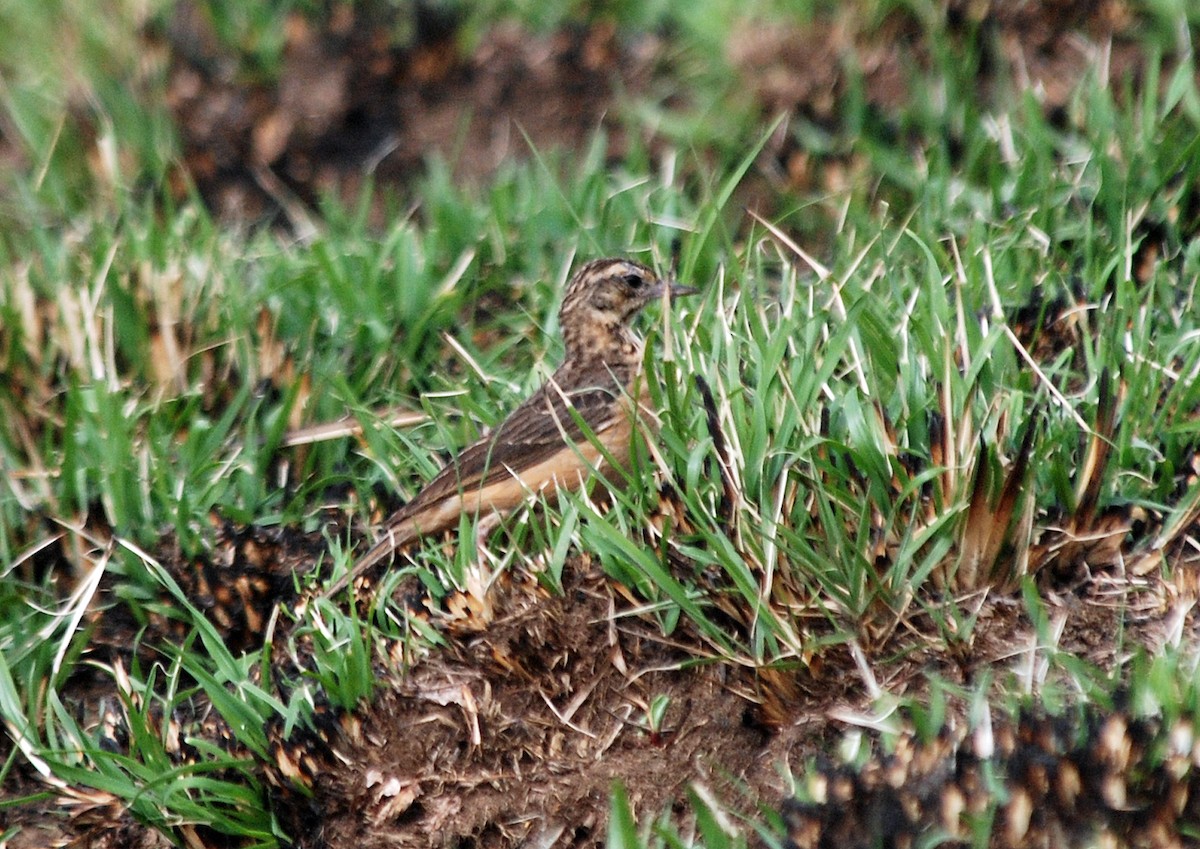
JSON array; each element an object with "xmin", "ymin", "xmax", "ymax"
[
  {"xmin": 5, "ymin": 2, "xmax": 1200, "ymax": 847},
  {"xmin": 269, "ymin": 565, "xmax": 787, "ymax": 848},
  {"xmin": 164, "ymin": 2, "xmax": 660, "ymax": 224}
]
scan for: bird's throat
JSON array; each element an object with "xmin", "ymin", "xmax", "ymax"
[{"xmin": 563, "ymin": 318, "xmax": 643, "ymax": 371}]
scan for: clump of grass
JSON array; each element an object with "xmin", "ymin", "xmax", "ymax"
[{"xmin": 2, "ymin": 2, "xmax": 1199, "ymax": 847}]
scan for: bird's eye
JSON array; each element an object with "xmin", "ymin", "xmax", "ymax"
[{"xmin": 623, "ymin": 273, "xmax": 646, "ymax": 289}]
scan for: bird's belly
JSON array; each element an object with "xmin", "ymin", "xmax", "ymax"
[
  {"xmin": 470, "ymin": 421, "xmax": 631, "ymax": 514},
  {"xmin": 424, "ymin": 419, "xmax": 630, "ymax": 530}
]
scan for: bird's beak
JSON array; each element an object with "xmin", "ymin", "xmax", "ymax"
[{"xmin": 648, "ymin": 280, "xmax": 699, "ymax": 300}]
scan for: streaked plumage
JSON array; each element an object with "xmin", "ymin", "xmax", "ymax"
[{"xmin": 322, "ymin": 258, "xmax": 694, "ymax": 597}]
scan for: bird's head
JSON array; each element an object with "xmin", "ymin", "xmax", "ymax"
[{"xmin": 559, "ymin": 258, "xmax": 696, "ymax": 330}]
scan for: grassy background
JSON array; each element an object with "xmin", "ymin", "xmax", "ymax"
[{"xmin": 2, "ymin": 0, "xmax": 1200, "ymax": 846}]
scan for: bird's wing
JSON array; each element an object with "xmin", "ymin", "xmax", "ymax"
[{"xmin": 384, "ymin": 368, "xmax": 630, "ymax": 527}]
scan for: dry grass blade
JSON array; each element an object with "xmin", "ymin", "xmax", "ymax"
[
  {"xmin": 1151, "ymin": 483, "xmax": 1200, "ymax": 564},
  {"xmin": 747, "ymin": 208, "xmax": 830, "ymax": 280},
  {"xmin": 1073, "ymin": 369, "xmax": 1117, "ymax": 527},
  {"xmin": 250, "ymin": 162, "xmax": 319, "ymax": 242},
  {"xmin": 281, "ymin": 408, "xmax": 429, "ymax": 447},
  {"xmin": 987, "ymin": 418, "xmax": 1037, "ymax": 591},
  {"xmin": 955, "ymin": 417, "xmax": 1036, "ymax": 592},
  {"xmin": 956, "ymin": 437, "xmax": 996, "ymax": 592}
]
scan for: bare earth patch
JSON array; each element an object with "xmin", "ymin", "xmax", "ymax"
[
  {"xmin": 164, "ymin": 2, "xmax": 660, "ymax": 224},
  {"xmin": 5, "ymin": 2, "xmax": 1200, "ymax": 847},
  {"xmin": 271, "ymin": 565, "xmax": 779, "ymax": 847}
]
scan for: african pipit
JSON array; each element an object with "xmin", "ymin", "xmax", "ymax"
[{"xmin": 323, "ymin": 257, "xmax": 695, "ymax": 597}]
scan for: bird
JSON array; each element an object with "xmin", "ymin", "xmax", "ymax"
[{"xmin": 321, "ymin": 257, "xmax": 697, "ymax": 598}]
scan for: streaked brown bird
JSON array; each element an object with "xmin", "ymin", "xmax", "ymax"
[{"xmin": 323, "ymin": 257, "xmax": 696, "ymax": 597}]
